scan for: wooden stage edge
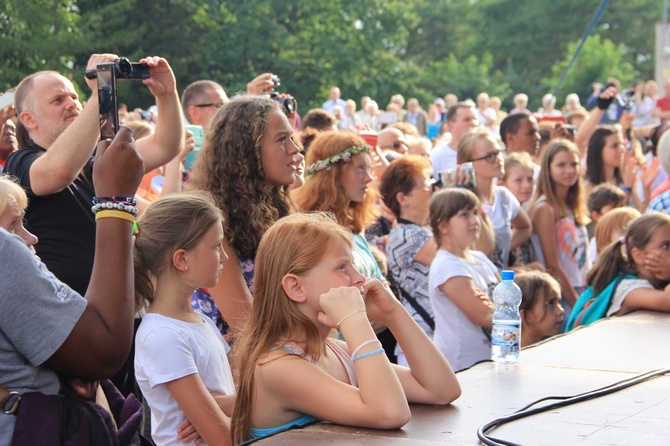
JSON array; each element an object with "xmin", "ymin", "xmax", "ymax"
[{"xmin": 257, "ymin": 311, "xmax": 670, "ymax": 445}]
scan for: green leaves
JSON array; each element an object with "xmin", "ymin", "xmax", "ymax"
[{"xmin": 0, "ymin": 0, "xmax": 661, "ymax": 112}]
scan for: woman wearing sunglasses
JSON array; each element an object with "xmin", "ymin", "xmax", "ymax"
[{"xmin": 456, "ymin": 127, "xmax": 532, "ymax": 270}]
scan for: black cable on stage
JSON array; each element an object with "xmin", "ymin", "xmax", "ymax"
[{"xmin": 476, "ymin": 368, "xmax": 670, "ymax": 446}]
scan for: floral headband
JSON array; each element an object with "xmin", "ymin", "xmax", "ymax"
[{"xmin": 304, "ymin": 144, "xmax": 372, "ymax": 177}]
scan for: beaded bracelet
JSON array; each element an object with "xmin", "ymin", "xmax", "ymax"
[
  {"xmin": 352, "ymin": 348, "xmax": 385, "ymax": 363},
  {"xmin": 91, "ymin": 202, "xmax": 138, "ymax": 216},
  {"xmin": 95, "ymin": 209, "xmax": 136, "ymax": 223},
  {"xmin": 336, "ymin": 309, "xmax": 366, "ymax": 332},
  {"xmin": 92, "ymin": 196, "xmax": 138, "ymax": 206},
  {"xmin": 351, "ymin": 339, "xmax": 381, "ymax": 359},
  {"xmin": 620, "ymin": 185, "xmax": 633, "ymax": 194}
]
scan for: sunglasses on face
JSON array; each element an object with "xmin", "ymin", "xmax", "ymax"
[
  {"xmin": 381, "ymin": 141, "xmax": 408, "ymax": 151},
  {"xmin": 193, "ymin": 102, "xmax": 225, "ymax": 109},
  {"xmin": 470, "ymin": 149, "xmax": 503, "ymax": 164}
]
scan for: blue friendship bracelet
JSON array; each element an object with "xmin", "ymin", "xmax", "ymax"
[{"xmin": 352, "ymin": 348, "xmax": 385, "ymax": 363}]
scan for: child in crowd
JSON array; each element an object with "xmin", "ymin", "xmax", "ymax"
[
  {"xmin": 292, "ymin": 131, "xmax": 398, "ymax": 359},
  {"xmin": 428, "ymin": 188, "xmax": 500, "ymax": 371},
  {"xmin": 457, "ymin": 127, "xmax": 532, "ymax": 270},
  {"xmin": 586, "ymin": 183, "xmax": 626, "ymax": 261},
  {"xmin": 231, "ymin": 213, "xmax": 460, "ymax": 443},
  {"xmin": 500, "ymin": 152, "xmax": 535, "ymax": 208},
  {"xmin": 190, "ymin": 95, "xmax": 303, "ymax": 341},
  {"xmin": 293, "ymin": 131, "xmax": 381, "ymax": 280},
  {"xmin": 567, "ymin": 213, "xmax": 670, "ymax": 330},
  {"xmin": 134, "ymin": 192, "xmax": 235, "ymax": 446},
  {"xmin": 528, "ymin": 139, "xmax": 591, "ymax": 323},
  {"xmin": 593, "ymin": 207, "xmax": 641, "ymax": 258},
  {"xmin": 500, "ymin": 152, "xmax": 543, "ymax": 269},
  {"xmin": 515, "ymin": 271, "xmax": 564, "ymax": 347}
]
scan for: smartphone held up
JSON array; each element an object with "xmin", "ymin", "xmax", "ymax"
[
  {"xmin": 440, "ymin": 162, "xmax": 476, "ymax": 191},
  {"xmin": 93, "ymin": 58, "xmax": 150, "ymax": 139}
]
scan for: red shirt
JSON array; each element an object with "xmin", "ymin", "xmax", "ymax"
[{"xmin": 656, "ymin": 96, "xmax": 670, "ymax": 111}]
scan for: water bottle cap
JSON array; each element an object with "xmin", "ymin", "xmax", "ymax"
[{"xmin": 501, "ymin": 270, "xmax": 515, "ymax": 281}]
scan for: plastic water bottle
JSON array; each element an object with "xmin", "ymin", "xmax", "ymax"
[{"xmin": 491, "ymin": 270, "xmax": 522, "ymax": 364}]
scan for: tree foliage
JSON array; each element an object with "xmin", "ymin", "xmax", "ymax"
[
  {"xmin": 543, "ymin": 35, "xmax": 639, "ymax": 105},
  {"xmin": 0, "ymin": 0, "xmax": 663, "ymax": 112}
]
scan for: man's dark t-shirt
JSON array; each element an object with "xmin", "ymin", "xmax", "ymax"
[{"xmin": 5, "ymin": 143, "xmax": 95, "ymax": 295}]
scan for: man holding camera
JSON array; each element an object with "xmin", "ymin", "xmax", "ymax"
[{"xmin": 5, "ymin": 53, "xmax": 183, "ymax": 295}]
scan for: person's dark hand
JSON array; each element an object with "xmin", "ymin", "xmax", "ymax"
[
  {"xmin": 62, "ymin": 376, "xmax": 99, "ymax": 401},
  {"xmin": 93, "ymin": 125, "xmax": 144, "ymax": 197}
]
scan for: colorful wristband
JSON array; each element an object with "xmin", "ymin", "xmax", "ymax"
[
  {"xmin": 352, "ymin": 348, "xmax": 386, "ymax": 363},
  {"xmin": 351, "ymin": 339, "xmax": 381, "ymax": 359},
  {"xmin": 95, "ymin": 209, "xmax": 136, "ymax": 223}
]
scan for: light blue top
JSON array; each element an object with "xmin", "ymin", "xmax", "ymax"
[{"xmin": 249, "ymin": 414, "xmax": 317, "ymax": 439}]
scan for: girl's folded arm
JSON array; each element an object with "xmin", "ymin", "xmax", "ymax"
[
  {"xmin": 166, "ymin": 374, "xmax": 231, "ymax": 446},
  {"xmin": 439, "ymin": 276, "xmax": 494, "ymax": 328}
]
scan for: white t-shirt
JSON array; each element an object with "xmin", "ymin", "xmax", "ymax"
[
  {"xmin": 483, "ymin": 186, "xmax": 521, "ymax": 269},
  {"xmin": 606, "ymin": 278, "xmax": 655, "ymax": 317},
  {"xmin": 135, "ymin": 313, "xmax": 235, "ymax": 446},
  {"xmin": 430, "ymin": 141, "xmax": 458, "ymax": 181},
  {"xmin": 475, "ymin": 107, "xmax": 497, "ymax": 129},
  {"xmin": 429, "ymin": 249, "xmax": 499, "ymax": 371}
]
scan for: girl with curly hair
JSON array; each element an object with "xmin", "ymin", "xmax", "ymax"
[{"xmin": 189, "ymin": 94, "xmax": 303, "ymax": 339}]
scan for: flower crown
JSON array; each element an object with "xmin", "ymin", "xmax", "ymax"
[{"xmin": 304, "ymin": 144, "xmax": 372, "ymax": 177}]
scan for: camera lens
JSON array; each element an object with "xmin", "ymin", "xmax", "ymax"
[
  {"xmin": 283, "ymin": 98, "xmax": 295, "ymax": 114},
  {"xmin": 117, "ymin": 57, "xmax": 133, "ymax": 77}
]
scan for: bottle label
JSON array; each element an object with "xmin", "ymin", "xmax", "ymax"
[{"xmin": 491, "ymin": 323, "xmax": 520, "ymax": 347}]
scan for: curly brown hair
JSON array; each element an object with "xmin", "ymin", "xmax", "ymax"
[
  {"xmin": 292, "ymin": 131, "xmax": 379, "ymax": 233},
  {"xmin": 190, "ymin": 94, "xmax": 292, "ymax": 260}
]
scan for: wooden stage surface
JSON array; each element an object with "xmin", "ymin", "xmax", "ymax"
[{"xmin": 257, "ymin": 311, "xmax": 670, "ymax": 445}]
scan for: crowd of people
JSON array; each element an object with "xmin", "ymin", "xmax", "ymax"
[{"xmin": 2, "ymin": 53, "xmax": 670, "ymax": 445}]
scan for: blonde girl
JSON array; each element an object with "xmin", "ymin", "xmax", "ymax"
[
  {"xmin": 500, "ymin": 152, "xmax": 543, "ymax": 269},
  {"xmin": 134, "ymin": 191, "xmax": 234, "ymax": 446},
  {"xmin": 231, "ymin": 213, "xmax": 460, "ymax": 443},
  {"xmin": 428, "ymin": 188, "xmax": 500, "ymax": 371},
  {"xmin": 528, "ymin": 139, "xmax": 591, "ymax": 322},
  {"xmin": 593, "ymin": 207, "xmax": 641, "ymax": 256}
]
